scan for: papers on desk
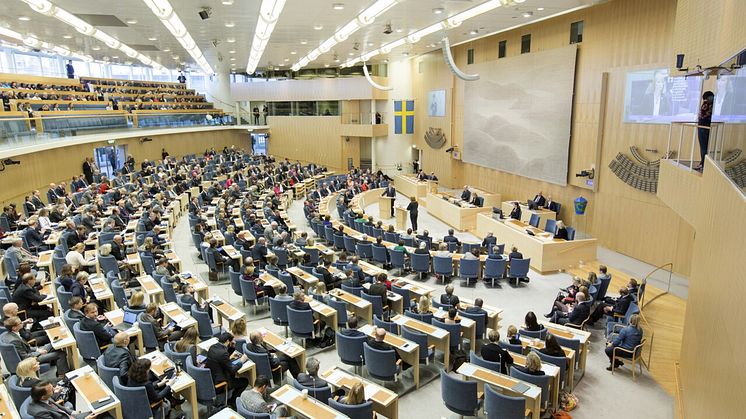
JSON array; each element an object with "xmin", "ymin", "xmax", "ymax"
[
  {"xmin": 459, "ymin": 363, "xmax": 477, "ymax": 376},
  {"xmin": 363, "ymin": 383, "xmax": 378, "ymax": 401},
  {"xmin": 273, "ymin": 387, "xmax": 296, "ymax": 404},
  {"xmin": 325, "ymin": 369, "xmax": 346, "ymax": 384},
  {"xmin": 392, "ymin": 316, "xmax": 407, "ymax": 326},
  {"xmin": 66, "ymin": 365, "xmax": 95, "ymax": 380},
  {"xmin": 360, "ymin": 324, "xmax": 375, "ymax": 335},
  {"xmin": 275, "ymin": 341, "xmax": 298, "ymax": 353}
]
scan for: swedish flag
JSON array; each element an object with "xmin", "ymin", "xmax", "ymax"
[{"xmin": 394, "ymin": 100, "xmax": 414, "ymax": 134}]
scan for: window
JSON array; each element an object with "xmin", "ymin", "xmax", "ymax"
[
  {"xmin": 190, "ymin": 73, "xmax": 206, "ymax": 93},
  {"xmin": 131, "ymin": 66, "xmax": 146, "ymax": 80},
  {"xmin": 521, "ymin": 34, "xmax": 531, "ymax": 54},
  {"xmin": 296, "ymin": 101, "xmax": 316, "ymax": 116},
  {"xmin": 498, "ymin": 40, "xmax": 507, "ymax": 58},
  {"xmin": 88, "ymin": 62, "xmax": 104, "ymax": 78},
  {"xmin": 570, "ymin": 21, "xmax": 584, "ymax": 44},
  {"xmin": 318, "ymin": 101, "xmax": 339, "ymax": 116},
  {"xmin": 13, "ymin": 53, "xmax": 42, "ymax": 76},
  {"xmin": 110, "ymin": 64, "xmax": 131, "ymax": 79},
  {"xmin": 467, "ymin": 48, "xmax": 475, "ymax": 64},
  {"xmin": 40, "ymin": 56, "xmax": 62, "ymax": 77},
  {"xmin": 270, "ymin": 102, "xmax": 291, "ymax": 116}
]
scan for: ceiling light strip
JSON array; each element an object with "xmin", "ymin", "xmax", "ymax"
[
  {"xmin": 292, "ymin": 0, "xmax": 399, "ymax": 72},
  {"xmin": 0, "ymin": 26, "xmax": 93, "ymax": 62},
  {"xmin": 246, "ymin": 0, "xmax": 287, "ymax": 74},
  {"xmin": 141, "ymin": 0, "xmax": 213, "ymax": 74},
  {"xmin": 341, "ymin": 0, "xmax": 519, "ymax": 68},
  {"xmin": 18, "ymin": 0, "xmax": 166, "ymax": 71}
]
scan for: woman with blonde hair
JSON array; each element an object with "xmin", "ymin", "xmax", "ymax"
[
  {"xmin": 174, "ymin": 326, "xmax": 200, "ymax": 359},
  {"xmin": 129, "ymin": 291, "xmax": 146, "ymax": 310},
  {"xmin": 65, "ymin": 242, "xmax": 96, "ymax": 272},
  {"xmin": 344, "ymin": 381, "xmax": 365, "ymax": 405},
  {"xmin": 516, "ymin": 352, "xmax": 545, "ymax": 376},
  {"xmin": 16, "ymin": 358, "xmax": 42, "ymax": 387},
  {"xmin": 230, "ymin": 318, "xmax": 248, "ymax": 341},
  {"xmin": 606, "ymin": 313, "xmax": 643, "ymax": 371},
  {"xmin": 413, "ymin": 295, "xmax": 431, "ymax": 314},
  {"xmin": 506, "ymin": 325, "xmax": 521, "ymax": 345}
]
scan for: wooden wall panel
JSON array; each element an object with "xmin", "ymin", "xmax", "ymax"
[
  {"xmin": 231, "ymin": 76, "xmax": 389, "ymax": 102},
  {"xmin": 411, "ymin": 0, "xmax": 697, "ymax": 275},
  {"xmin": 0, "ymin": 128, "xmax": 248, "ymax": 207},
  {"xmin": 678, "ymin": 160, "xmax": 746, "ymax": 419},
  {"xmin": 673, "ymin": 0, "xmax": 746, "ymax": 68},
  {"xmin": 266, "ymin": 116, "xmax": 346, "ymax": 171}
]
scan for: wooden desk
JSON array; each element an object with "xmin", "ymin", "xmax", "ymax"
[
  {"xmin": 391, "ymin": 314, "xmax": 450, "ymax": 370},
  {"xmin": 38, "ymin": 281, "xmax": 59, "ymax": 316},
  {"xmin": 430, "ymin": 308, "xmax": 477, "ymax": 349},
  {"xmin": 501, "ymin": 200, "xmax": 557, "ymax": 225},
  {"xmin": 0, "ymin": 383, "xmax": 21, "ymax": 419},
  {"xmin": 460, "ymin": 298, "xmax": 503, "ymax": 332},
  {"xmin": 362, "ymin": 282, "xmax": 403, "ymax": 314},
  {"xmin": 208, "ymin": 407, "xmax": 243, "ymax": 419},
  {"xmin": 89, "ymin": 275, "xmax": 116, "ymax": 310},
  {"xmin": 271, "ymin": 384, "xmax": 346, "ymax": 419},
  {"xmin": 164, "ymin": 250, "xmax": 182, "ymax": 272},
  {"xmin": 159, "ymin": 302, "xmax": 198, "ymax": 329},
  {"xmin": 378, "ymin": 196, "xmax": 395, "ymax": 218},
  {"xmin": 286, "ymin": 267, "xmax": 318, "ymax": 292},
  {"xmin": 476, "ymin": 214, "xmax": 597, "ymax": 273},
  {"xmin": 126, "ymin": 253, "xmax": 143, "ymax": 274},
  {"xmin": 40, "ymin": 317, "xmax": 80, "ymax": 370},
  {"xmin": 304, "ymin": 296, "xmax": 338, "ymax": 331},
  {"xmin": 540, "ymin": 321, "xmax": 591, "ymax": 377},
  {"xmin": 221, "ymin": 244, "xmax": 243, "ymax": 266},
  {"xmin": 394, "ymin": 278, "xmax": 433, "ymax": 303},
  {"xmin": 457, "ymin": 362, "xmax": 541, "ymax": 419},
  {"xmin": 358, "ymin": 260, "xmax": 387, "ymax": 278},
  {"xmin": 66, "ymin": 366, "xmax": 122, "ymax": 419},
  {"xmin": 104, "ymin": 309, "xmax": 145, "ymax": 354},
  {"xmin": 36, "ymin": 250, "xmax": 54, "ymax": 275},
  {"xmin": 425, "ymin": 192, "xmax": 491, "ymax": 231},
  {"xmin": 321, "ymin": 366, "xmax": 399, "ymax": 419},
  {"xmin": 257, "ymin": 327, "xmax": 306, "ymax": 373},
  {"xmin": 210, "ymin": 297, "xmax": 245, "ymax": 328},
  {"xmin": 511, "ymin": 352, "xmax": 561, "ymax": 411},
  {"xmin": 519, "ymin": 336, "xmax": 577, "ymax": 390},
  {"xmin": 394, "ymin": 174, "xmax": 429, "ymax": 199},
  {"xmin": 328, "ymin": 289, "xmax": 372, "ymax": 324},
  {"xmin": 179, "ymin": 273, "xmax": 209, "ymax": 301},
  {"xmin": 137, "ymin": 275, "xmax": 164, "ymax": 304},
  {"xmin": 140, "ymin": 351, "xmax": 198, "ymax": 419},
  {"xmin": 359, "ymin": 324, "xmax": 420, "ymax": 389}
]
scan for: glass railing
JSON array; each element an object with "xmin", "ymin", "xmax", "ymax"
[
  {"xmin": 0, "ymin": 110, "xmax": 236, "ymax": 151},
  {"xmin": 341, "ymin": 112, "xmax": 387, "ymax": 125}
]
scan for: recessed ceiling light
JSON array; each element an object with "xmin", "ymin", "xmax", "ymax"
[
  {"xmin": 63, "ymin": 35, "xmax": 72, "ymax": 39},
  {"xmin": 313, "ymin": 24, "xmax": 324, "ymax": 30},
  {"xmin": 469, "ymin": 29, "xmax": 478, "ymax": 35},
  {"xmin": 290, "ymin": 51, "xmax": 297, "ymax": 55},
  {"xmin": 366, "ymin": 42, "xmax": 374, "ymax": 47},
  {"xmin": 163, "ymin": 48, "xmax": 170, "ymax": 52},
  {"xmin": 537, "ymin": 7, "xmax": 545, "ymax": 11},
  {"xmin": 230, "ymin": 57, "xmax": 236, "ymax": 61},
  {"xmin": 402, "ymin": 52, "xmax": 409, "ymax": 56},
  {"xmin": 148, "ymin": 37, "xmax": 157, "ymax": 41},
  {"xmin": 18, "ymin": 16, "xmax": 30, "ymax": 21},
  {"xmin": 300, "ymin": 40, "xmax": 308, "ymax": 45},
  {"xmin": 324, "ymin": 64, "xmax": 330, "ymax": 67},
  {"xmin": 432, "ymin": 8, "xmax": 444, "ymax": 14},
  {"xmin": 395, "ymin": 28, "xmax": 402, "ymax": 33},
  {"xmin": 229, "ymin": 50, "xmax": 236, "ymax": 54},
  {"xmin": 348, "ymin": 52, "xmax": 354, "ymax": 56},
  {"xmin": 92, "ymin": 46, "xmax": 101, "ymax": 51},
  {"xmin": 334, "ymin": 57, "xmax": 340, "ymax": 62},
  {"xmin": 172, "ymin": 55, "xmax": 179, "ymax": 59},
  {"xmin": 227, "ymin": 37, "xmax": 236, "ymax": 43},
  {"xmin": 284, "ymin": 58, "xmax": 289, "ymax": 61},
  {"xmin": 225, "ymin": 22, "xmax": 235, "ymax": 28},
  {"xmin": 523, "ymin": 11, "xmax": 533, "ymax": 18},
  {"xmin": 222, "ymin": 0, "xmax": 234, "ymax": 5},
  {"xmin": 126, "ymin": 19, "xmax": 138, "ymax": 25},
  {"xmin": 332, "ymin": 3, "xmax": 344, "ymax": 10}
]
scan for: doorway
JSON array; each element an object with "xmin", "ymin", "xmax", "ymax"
[
  {"xmin": 411, "ymin": 146, "xmax": 422, "ymax": 173},
  {"xmin": 94, "ymin": 144, "xmax": 127, "ymax": 177},
  {"xmin": 251, "ymin": 133, "xmax": 268, "ymax": 155}
]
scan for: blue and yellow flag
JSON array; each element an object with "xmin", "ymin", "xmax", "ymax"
[{"xmin": 394, "ymin": 100, "xmax": 414, "ymax": 134}]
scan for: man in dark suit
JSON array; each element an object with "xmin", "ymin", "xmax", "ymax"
[
  {"xmin": 532, "ymin": 191, "xmax": 546, "ymax": 208},
  {"xmin": 443, "ymin": 229, "xmax": 461, "ymax": 246},
  {"xmin": 588, "ymin": 287, "xmax": 633, "ymax": 326},
  {"xmin": 110, "ymin": 235, "xmax": 125, "ymax": 261},
  {"xmin": 460, "ymin": 186, "xmax": 471, "ymax": 202},
  {"xmin": 439, "ymin": 284, "xmax": 460, "ymax": 308},
  {"xmin": 66, "ymin": 226, "xmax": 87, "ymax": 250},
  {"xmin": 24, "ymin": 221, "xmax": 47, "ymax": 250},
  {"xmin": 339, "ymin": 315, "xmax": 365, "ymax": 337},
  {"xmin": 481, "ymin": 329, "xmax": 514, "ymax": 374},
  {"xmin": 12, "ymin": 274, "xmax": 53, "ymax": 321},
  {"xmin": 552, "ymin": 293, "xmax": 591, "ymax": 326},
  {"xmin": 47, "ymin": 186, "xmax": 58, "ymax": 205},
  {"xmin": 316, "ymin": 259, "xmax": 337, "ymax": 289},
  {"xmin": 29, "ymin": 381, "xmax": 93, "ymax": 419},
  {"xmin": 247, "ymin": 330, "xmax": 300, "ymax": 380},
  {"xmin": 289, "ymin": 291, "xmax": 312, "ymax": 311},
  {"xmin": 1, "ymin": 316, "xmax": 69, "ymax": 375},
  {"xmin": 82, "ymin": 158, "xmax": 94, "ymax": 185},
  {"xmin": 79, "ymin": 303, "xmax": 115, "ymax": 347},
  {"xmin": 205, "ymin": 333, "xmax": 249, "ymax": 408},
  {"xmin": 296, "ymin": 357, "xmax": 328, "ymax": 388},
  {"xmin": 103, "ymin": 332, "xmax": 135, "ymax": 377},
  {"xmin": 380, "ymin": 184, "xmax": 396, "ymax": 217},
  {"xmin": 508, "ymin": 246, "xmax": 523, "ymax": 261},
  {"xmin": 368, "ymin": 273, "xmax": 388, "ymax": 307},
  {"xmin": 544, "ymin": 195, "xmax": 559, "ymax": 213},
  {"xmin": 367, "ymin": 328, "xmax": 410, "ymax": 370},
  {"xmin": 464, "ymin": 298, "xmax": 489, "ymax": 330}
]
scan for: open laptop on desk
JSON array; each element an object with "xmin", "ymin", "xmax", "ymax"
[{"xmin": 113, "ymin": 310, "xmax": 139, "ymax": 331}]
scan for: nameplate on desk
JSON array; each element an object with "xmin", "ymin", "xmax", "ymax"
[{"xmin": 511, "ymin": 381, "xmax": 531, "ymax": 394}]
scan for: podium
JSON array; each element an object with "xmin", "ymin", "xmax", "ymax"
[
  {"xmin": 427, "ymin": 180, "xmax": 439, "ymax": 194},
  {"xmin": 378, "ymin": 196, "xmax": 395, "ymax": 218},
  {"xmin": 395, "ymin": 206, "xmax": 408, "ymax": 230}
]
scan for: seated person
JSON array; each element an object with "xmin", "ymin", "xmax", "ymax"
[
  {"xmin": 367, "ymin": 273, "xmax": 389, "ymax": 307},
  {"xmin": 443, "ymin": 229, "xmax": 460, "ymax": 246},
  {"xmin": 204, "ymin": 332, "xmax": 249, "ymax": 408},
  {"xmin": 125, "ymin": 358, "xmax": 178, "ymax": 415},
  {"xmin": 410, "ymin": 295, "xmax": 431, "ymax": 315},
  {"xmin": 605, "ymin": 314, "xmax": 643, "ymax": 371},
  {"xmin": 244, "ymin": 265, "xmax": 276, "ymax": 298},
  {"xmin": 174, "ymin": 326, "xmax": 200, "ymax": 360},
  {"xmin": 103, "ymin": 332, "xmax": 135, "ymax": 377},
  {"xmin": 142, "ymin": 303, "xmax": 182, "ymax": 343},
  {"xmin": 444, "ymin": 308, "xmax": 460, "ymax": 325},
  {"xmin": 540, "ymin": 333, "xmax": 566, "ymax": 358},
  {"xmin": 367, "ymin": 327, "xmax": 410, "ymax": 370},
  {"xmin": 588, "ymin": 287, "xmax": 633, "ymax": 326},
  {"xmin": 1, "ymin": 316, "xmax": 70, "ymax": 376},
  {"xmin": 65, "ymin": 243, "xmax": 97, "ymax": 273},
  {"xmin": 1, "ymin": 302, "xmax": 49, "ymax": 345},
  {"xmin": 339, "ymin": 315, "xmax": 365, "ymax": 337},
  {"xmin": 414, "ymin": 241, "xmax": 430, "ymax": 255},
  {"xmin": 239, "ymin": 375, "xmax": 289, "ymax": 418},
  {"xmin": 66, "ymin": 297, "xmax": 86, "ymax": 320},
  {"xmin": 274, "ymin": 284, "xmax": 293, "ymax": 302},
  {"xmin": 316, "ymin": 259, "xmax": 338, "ymax": 289},
  {"xmin": 513, "ymin": 351, "xmax": 545, "ymax": 376},
  {"xmin": 463, "ymin": 298, "xmax": 489, "ymax": 329},
  {"xmin": 56, "ymin": 264, "xmax": 76, "ymax": 292},
  {"xmin": 508, "ymin": 246, "xmax": 523, "ymax": 260},
  {"xmin": 231, "ymin": 317, "xmax": 249, "ymax": 343},
  {"xmin": 439, "ymin": 284, "xmax": 460, "ymax": 308},
  {"xmin": 12, "ymin": 273, "xmax": 54, "ymax": 322},
  {"xmin": 550, "ymin": 293, "xmax": 591, "ymax": 326},
  {"xmin": 296, "ymin": 357, "xmax": 328, "ymax": 388},
  {"xmin": 79, "ymin": 303, "xmax": 115, "ymax": 347},
  {"xmin": 128, "ymin": 291, "xmax": 147, "ymax": 311},
  {"xmin": 289, "ymin": 291, "xmax": 312, "ymax": 311},
  {"xmin": 481, "ymin": 329, "xmax": 513, "ymax": 374},
  {"xmin": 29, "ymin": 381, "xmax": 94, "ymax": 419},
  {"xmin": 247, "ymin": 330, "xmax": 301, "ymax": 380},
  {"xmin": 506, "ymin": 325, "xmax": 521, "ymax": 345},
  {"xmin": 341, "ymin": 381, "xmax": 366, "ymax": 406},
  {"xmin": 433, "ymin": 242, "xmax": 451, "ymax": 258},
  {"xmin": 523, "ymin": 311, "xmax": 545, "ymax": 332},
  {"xmin": 554, "ymin": 220, "xmax": 569, "ymax": 240}
]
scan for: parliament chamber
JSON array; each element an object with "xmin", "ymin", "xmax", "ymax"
[{"xmin": 0, "ymin": 0, "xmax": 744, "ymax": 418}]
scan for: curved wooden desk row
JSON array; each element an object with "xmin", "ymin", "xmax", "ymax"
[{"xmin": 320, "ymin": 188, "xmax": 596, "ymax": 274}]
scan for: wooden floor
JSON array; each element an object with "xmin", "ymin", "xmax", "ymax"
[{"xmin": 567, "ymin": 260, "xmax": 686, "ymax": 396}]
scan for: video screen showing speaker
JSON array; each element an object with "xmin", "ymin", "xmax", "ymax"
[
  {"xmin": 428, "ymin": 89, "xmax": 446, "ymax": 117},
  {"xmin": 623, "ymin": 68, "xmax": 701, "ymax": 124},
  {"xmin": 713, "ymin": 67, "xmax": 746, "ymax": 123}
]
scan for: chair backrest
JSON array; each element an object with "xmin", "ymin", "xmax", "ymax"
[
  {"xmin": 528, "ymin": 213, "xmax": 540, "ymax": 227},
  {"xmin": 240, "ymin": 277, "xmax": 261, "ymax": 304},
  {"xmin": 291, "ymin": 380, "xmax": 333, "ymax": 404},
  {"xmin": 355, "ymin": 242, "xmax": 373, "ymax": 259},
  {"xmin": 328, "ymin": 398, "xmax": 374, "ymax": 419},
  {"xmin": 484, "ymin": 257, "xmax": 507, "ymax": 278},
  {"xmin": 335, "ymin": 331, "xmax": 367, "ymax": 366},
  {"xmin": 190, "ymin": 305, "xmax": 215, "ymax": 340},
  {"xmin": 388, "ymin": 249, "xmax": 405, "ymax": 268},
  {"xmin": 433, "ymin": 255, "xmax": 453, "ymax": 275},
  {"xmin": 273, "ymin": 247, "xmax": 289, "ymax": 266},
  {"xmin": 440, "ymin": 369, "xmax": 478, "ymax": 416},
  {"xmin": 229, "ymin": 267, "xmax": 242, "ymax": 297},
  {"xmin": 371, "ymin": 245, "xmax": 388, "ymax": 264},
  {"xmin": 519, "ymin": 327, "xmax": 547, "ymax": 340},
  {"xmin": 52, "ymin": 255, "xmax": 67, "ymax": 276},
  {"xmin": 544, "ymin": 218, "xmax": 557, "ymax": 234},
  {"xmin": 287, "ymin": 306, "xmax": 315, "ymax": 338},
  {"xmin": 96, "ymin": 354, "xmax": 119, "ymax": 390},
  {"xmin": 111, "ymin": 280, "xmax": 128, "ymax": 308},
  {"xmin": 459, "ymin": 258, "xmax": 479, "ymax": 278},
  {"xmin": 73, "ymin": 322, "xmax": 103, "ymax": 360},
  {"xmin": 56, "ymin": 285, "xmax": 72, "ymax": 311},
  {"xmin": 185, "ymin": 355, "xmax": 219, "ymax": 402},
  {"xmin": 20, "ymin": 397, "xmax": 33, "ymax": 419},
  {"xmin": 341, "ymin": 284, "xmax": 363, "ymax": 297},
  {"xmin": 554, "ymin": 335, "xmax": 581, "ymax": 364},
  {"xmin": 343, "ymin": 236, "xmax": 357, "ymax": 253},
  {"xmin": 597, "ymin": 274, "xmax": 613, "ymax": 302},
  {"xmin": 432, "ymin": 318, "xmax": 462, "ymax": 350},
  {"xmin": 446, "ymin": 241, "xmax": 458, "ymax": 253},
  {"xmin": 136, "ymin": 312, "xmax": 160, "ymax": 349},
  {"xmin": 236, "ymin": 400, "xmax": 271, "ymax": 418},
  {"xmin": 112, "ymin": 376, "xmax": 155, "ymax": 419},
  {"xmin": 383, "ymin": 232, "xmax": 399, "ymax": 243},
  {"xmin": 0, "ymin": 342, "xmax": 22, "ymax": 372},
  {"xmin": 269, "ymin": 297, "xmax": 291, "ymax": 326},
  {"xmin": 140, "ymin": 254, "xmax": 155, "ymax": 275},
  {"xmin": 363, "ymin": 342, "xmax": 399, "ymax": 381},
  {"xmin": 360, "ymin": 291, "xmax": 384, "ymax": 317},
  {"xmin": 278, "ymin": 271, "xmax": 295, "ymax": 293},
  {"xmin": 508, "ymin": 258, "xmax": 530, "ymax": 278},
  {"xmin": 509, "ymin": 366, "xmax": 551, "ymax": 408},
  {"xmin": 404, "ymin": 310, "xmax": 433, "ymax": 324},
  {"xmin": 431, "ymin": 300, "xmax": 451, "ymax": 310},
  {"xmin": 63, "ymin": 309, "xmax": 80, "ymax": 332},
  {"xmin": 7, "ymin": 375, "xmax": 31, "ymax": 408},
  {"xmin": 410, "ymin": 252, "xmax": 430, "ymax": 272},
  {"xmin": 535, "ymin": 349, "xmax": 568, "ymax": 389},
  {"xmin": 243, "ymin": 344, "xmax": 276, "ymax": 380},
  {"xmin": 401, "ymin": 326, "xmax": 431, "ymax": 362},
  {"xmin": 373, "ymin": 315, "xmax": 399, "ymax": 334},
  {"xmin": 499, "ymin": 340, "xmax": 524, "ymax": 354},
  {"xmin": 160, "ymin": 278, "xmax": 177, "ymax": 303},
  {"xmin": 484, "ymin": 383, "xmax": 526, "ymax": 419},
  {"xmin": 469, "ymin": 352, "xmax": 502, "ymax": 373},
  {"xmin": 98, "ymin": 255, "xmax": 119, "ymax": 276},
  {"xmin": 566, "ymin": 226, "xmax": 576, "ymax": 240},
  {"xmin": 390, "ymin": 284, "xmax": 410, "ymax": 304},
  {"xmin": 164, "ymin": 342, "xmax": 191, "ymax": 366},
  {"xmin": 459, "ymin": 310, "xmax": 486, "ymax": 339},
  {"xmin": 327, "ymin": 298, "xmax": 349, "ymax": 327}
]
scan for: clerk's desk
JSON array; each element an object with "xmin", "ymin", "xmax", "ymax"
[
  {"xmin": 446, "ymin": 187, "xmax": 502, "ymax": 208},
  {"xmin": 476, "ymin": 214, "xmax": 596, "ymax": 273},
  {"xmin": 394, "ymin": 174, "xmax": 437, "ymax": 199},
  {"xmin": 501, "ymin": 200, "xmax": 557, "ymax": 226},
  {"xmin": 424, "ymin": 192, "xmax": 491, "ymax": 231}
]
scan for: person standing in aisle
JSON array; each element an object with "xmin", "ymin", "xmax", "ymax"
[{"xmin": 406, "ymin": 196, "xmax": 419, "ymax": 231}]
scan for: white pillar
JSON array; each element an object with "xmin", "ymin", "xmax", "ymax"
[{"xmin": 205, "ymin": 63, "xmax": 233, "ymax": 115}]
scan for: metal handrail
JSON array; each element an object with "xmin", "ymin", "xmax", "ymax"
[
  {"xmin": 665, "ymin": 122, "xmax": 725, "ymax": 171},
  {"xmin": 639, "ymin": 262, "xmax": 674, "ymax": 308}
]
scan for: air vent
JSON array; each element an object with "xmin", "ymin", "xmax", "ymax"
[{"xmin": 74, "ymin": 14, "xmax": 128, "ymax": 27}]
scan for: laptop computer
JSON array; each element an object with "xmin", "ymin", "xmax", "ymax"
[{"xmin": 122, "ymin": 310, "xmax": 138, "ymax": 326}]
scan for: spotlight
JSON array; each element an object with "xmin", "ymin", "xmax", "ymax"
[
  {"xmin": 2, "ymin": 158, "xmax": 20, "ymax": 165},
  {"xmin": 198, "ymin": 7, "xmax": 212, "ymax": 20},
  {"xmin": 575, "ymin": 168, "xmax": 595, "ymax": 179}
]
